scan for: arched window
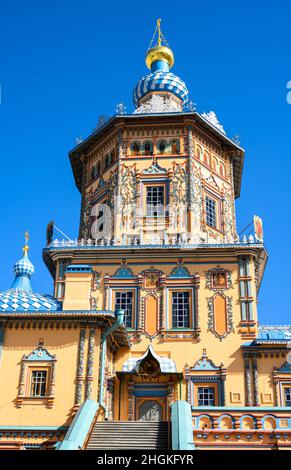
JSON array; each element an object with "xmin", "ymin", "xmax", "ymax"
[
  {"xmin": 171, "ymin": 139, "xmax": 180, "ymax": 154},
  {"xmin": 157, "ymin": 140, "xmax": 167, "ymax": 155},
  {"xmin": 105, "ymin": 154, "xmax": 111, "ymax": 169},
  {"xmin": 196, "ymin": 145, "xmax": 202, "ymax": 160},
  {"xmin": 131, "ymin": 141, "xmax": 141, "ymax": 156},
  {"xmin": 143, "ymin": 141, "xmax": 153, "ymax": 156},
  {"xmin": 91, "ymin": 162, "xmax": 100, "ymax": 180},
  {"xmin": 212, "ymin": 157, "xmax": 218, "ymax": 172},
  {"xmin": 219, "ymin": 163, "xmax": 225, "ymax": 177},
  {"xmin": 204, "ymin": 151, "xmax": 210, "ymax": 165}
]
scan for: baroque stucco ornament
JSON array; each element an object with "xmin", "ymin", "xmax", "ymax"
[
  {"xmin": 207, "ymin": 293, "xmax": 234, "ymax": 340},
  {"xmin": 134, "ymin": 94, "xmax": 182, "ymax": 114}
]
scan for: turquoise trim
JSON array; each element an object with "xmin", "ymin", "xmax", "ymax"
[
  {"xmin": 66, "ymin": 265, "xmax": 93, "ymax": 273},
  {"xmin": 112, "ymin": 266, "xmax": 135, "ymax": 278},
  {"xmin": 169, "ymin": 266, "xmax": 191, "ymax": 278},
  {"xmin": 171, "ymin": 401, "xmax": 195, "ymax": 450},
  {"xmin": 57, "ymin": 400, "xmax": 99, "ymax": 450},
  {"xmin": 25, "ymin": 346, "xmax": 55, "ymax": 362}
]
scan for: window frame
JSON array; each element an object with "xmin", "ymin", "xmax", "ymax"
[
  {"xmin": 284, "ymin": 386, "xmax": 291, "ymax": 407},
  {"xmin": 197, "ymin": 386, "xmax": 216, "ymax": 406},
  {"xmin": 141, "ymin": 181, "xmax": 168, "ymax": 220},
  {"xmin": 111, "ymin": 289, "xmax": 136, "ymax": 329},
  {"xmin": 167, "ymin": 288, "xmax": 194, "ymax": 330},
  {"xmin": 30, "ymin": 369, "xmax": 48, "ymax": 398},
  {"xmin": 203, "ymin": 188, "xmax": 223, "ymax": 232}
]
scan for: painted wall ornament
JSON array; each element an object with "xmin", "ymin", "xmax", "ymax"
[
  {"xmin": 205, "ymin": 266, "xmax": 233, "ymax": 291},
  {"xmin": 120, "ymin": 164, "xmax": 137, "ymax": 233},
  {"xmin": 134, "ymin": 94, "xmax": 182, "ymax": 114},
  {"xmin": 172, "ymin": 163, "xmax": 187, "ymax": 205},
  {"xmin": 207, "ymin": 292, "xmax": 234, "ymax": 340}
]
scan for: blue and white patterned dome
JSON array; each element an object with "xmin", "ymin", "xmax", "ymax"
[
  {"xmin": 0, "ymin": 235, "xmax": 61, "ymax": 313},
  {"xmin": 133, "ymin": 71, "xmax": 189, "ymax": 108},
  {"xmin": 0, "ymin": 289, "xmax": 61, "ymax": 312},
  {"xmin": 13, "ymin": 252, "xmax": 35, "ymax": 278}
]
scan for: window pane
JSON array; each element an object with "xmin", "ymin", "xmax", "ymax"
[
  {"xmin": 31, "ymin": 370, "xmax": 47, "ymax": 397},
  {"xmin": 172, "ymin": 292, "xmax": 190, "ymax": 328},
  {"xmin": 285, "ymin": 388, "xmax": 291, "ymax": 406},
  {"xmin": 146, "ymin": 186, "xmax": 165, "ymax": 217},
  {"xmin": 205, "ymin": 196, "xmax": 216, "ymax": 228},
  {"xmin": 115, "ymin": 292, "xmax": 133, "ymax": 328},
  {"xmin": 198, "ymin": 387, "xmax": 215, "ymax": 406}
]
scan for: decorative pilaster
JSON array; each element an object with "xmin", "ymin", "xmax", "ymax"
[
  {"xmin": 104, "ymin": 275, "xmax": 110, "ymax": 310},
  {"xmin": 107, "ymin": 377, "xmax": 115, "ymax": 421},
  {"xmin": 137, "ymin": 274, "xmax": 144, "ymax": 332},
  {"xmin": 18, "ymin": 356, "xmax": 27, "ymax": 398},
  {"xmin": 159, "ymin": 274, "xmax": 166, "ymax": 331},
  {"xmin": 244, "ymin": 353, "xmax": 252, "ymax": 406},
  {"xmin": 252, "ymin": 355, "xmax": 259, "ymax": 406},
  {"xmin": 219, "ymin": 363, "xmax": 226, "ymax": 406},
  {"xmin": 167, "ymin": 381, "xmax": 175, "ymax": 407},
  {"xmin": 75, "ymin": 329, "xmax": 86, "ymax": 406},
  {"xmin": 85, "ymin": 328, "xmax": 95, "ymax": 400},
  {"xmin": 193, "ymin": 273, "xmax": 200, "ymax": 335},
  {"xmin": 128, "ymin": 381, "xmax": 135, "ymax": 421}
]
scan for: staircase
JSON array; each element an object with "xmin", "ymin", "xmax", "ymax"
[{"xmin": 86, "ymin": 421, "xmax": 169, "ymax": 450}]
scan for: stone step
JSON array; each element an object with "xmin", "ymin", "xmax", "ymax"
[{"xmin": 86, "ymin": 421, "xmax": 169, "ymax": 450}]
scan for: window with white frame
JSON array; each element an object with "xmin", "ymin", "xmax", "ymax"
[
  {"xmin": 205, "ymin": 196, "xmax": 217, "ymax": 228},
  {"xmin": 172, "ymin": 291, "xmax": 190, "ymax": 328},
  {"xmin": 31, "ymin": 370, "xmax": 47, "ymax": 397},
  {"xmin": 284, "ymin": 387, "xmax": 291, "ymax": 406},
  {"xmin": 115, "ymin": 291, "xmax": 133, "ymax": 328},
  {"xmin": 146, "ymin": 186, "xmax": 165, "ymax": 217},
  {"xmin": 198, "ymin": 386, "xmax": 215, "ymax": 406}
]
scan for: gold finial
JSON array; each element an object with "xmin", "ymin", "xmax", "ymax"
[
  {"xmin": 23, "ymin": 231, "xmax": 29, "ymax": 255},
  {"xmin": 146, "ymin": 19, "xmax": 174, "ymax": 70}
]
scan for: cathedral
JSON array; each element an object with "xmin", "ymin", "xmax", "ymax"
[{"xmin": 0, "ymin": 20, "xmax": 290, "ymax": 451}]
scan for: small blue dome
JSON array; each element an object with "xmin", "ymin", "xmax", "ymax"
[
  {"xmin": 133, "ymin": 71, "xmax": 189, "ymax": 108},
  {"xmin": 0, "ymin": 234, "xmax": 61, "ymax": 313},
  {"xmin": 13, "ymin": 252, "xmax": 35, "ymax": 278}
]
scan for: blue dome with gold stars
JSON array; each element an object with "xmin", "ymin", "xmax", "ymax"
[
  {"xmin": 0, "ymin": 233, "xmax": 61, "ymax": 312},
  {"xmin": 133, "ymin": 19, "xmax": 189, "ymax": 108}
]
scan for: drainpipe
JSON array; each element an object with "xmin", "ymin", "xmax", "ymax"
[{"xmin": 99, "ymin": 309, "xmax": 124, "ymax": 408}]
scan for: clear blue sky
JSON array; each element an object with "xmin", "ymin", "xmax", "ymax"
[{"xmin": 0, "ymin": 0, "xmax": 290, "ymax": 325}]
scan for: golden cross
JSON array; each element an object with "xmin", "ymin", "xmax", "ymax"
[{"xmin": 157, "ymin": 18, "xmax": 162, "ymax": 47}]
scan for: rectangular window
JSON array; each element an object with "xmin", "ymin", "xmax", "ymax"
[
  {"xmin": 146, "ymin": 186, "xmax": 165, "ymax": 217},
  {"xmin": 198, "ymin": 386, "xmax": 215, "ymax": 406},
  {"xmin": 172, "ymin": 291, "xmax": 190, "ymax": 328},
  {"xmin": 115, "ymin": 291, "xmax": 133, "ymax": 328},
  {"xmin": 284, "ymin": 387, "xmax": 291, "ymax": 406},
  {"xmin": 31, "ymin": 370, "xmax": 47, "ymax": 397},
  {"xmin": 205, "ymin": 196, "xmax": 216, "ymax": 228}
]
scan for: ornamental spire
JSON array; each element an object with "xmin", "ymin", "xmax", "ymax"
[
  {"xmin": 11, "ymin": 232, "xmax": 35, "ymax": 291},
  {"xmin": 145, "ymin": 19, "xmax": 174, "ymax": 72},
  {"xmin": 23, "ymin": 231, "xmax": 29, "ymax": 255}
]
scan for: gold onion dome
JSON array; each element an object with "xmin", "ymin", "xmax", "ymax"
[{"xmin": 146, "ymin": 45, "xmax": 174, "ymax": 70}]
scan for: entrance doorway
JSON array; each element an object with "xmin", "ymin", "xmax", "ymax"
[{"xmin": 138, "ymin": 399, "xmax": 164, "ymax": 421}]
